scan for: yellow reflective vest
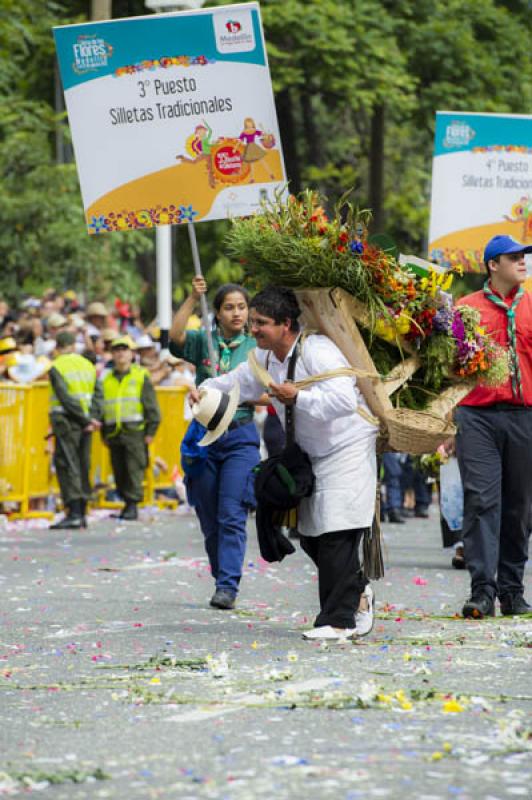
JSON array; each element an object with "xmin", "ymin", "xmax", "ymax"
[
  {"xmin": 50, "ymin": 354, "xmax": 97, "ymax": 416},
  {"xmin": 102, "ymin": 365, "xmax": 147, "ymax": 435}
]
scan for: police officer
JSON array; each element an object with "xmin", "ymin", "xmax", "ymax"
[
  {"xmin": 49, "ymin": 331, "xmax": 102, "ymax": 529},
  {"xmin": 102, "ymin": 336, "xmax": 161, "ymax": 520}
]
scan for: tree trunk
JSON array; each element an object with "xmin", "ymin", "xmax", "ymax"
[
  {"xmin": 300, "ymin": 88, "xmax": 321, "ymax": 168},
  {"xmin": 369, "ymin": 103, "xmax": 385, "ymax": 232},
  {"xmin": 276, "ymin": 89, "xmax": 301, "ymax": 194}
]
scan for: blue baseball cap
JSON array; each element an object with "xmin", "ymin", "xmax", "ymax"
[{"xmin": 484, "ymin": 235, "xmax": 532, "ymax": 264}]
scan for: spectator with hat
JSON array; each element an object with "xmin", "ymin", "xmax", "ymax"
[
  {"xmin": 136, "ymin": 333, "xmax": 172, "ymax": 386},
  {"xmin": 48, "ymin": 331, "xmax": 102, "ymax": 530},
  {"xmin": 101, "ymin": 336, "xmax": 161, "ymax": 521},
  {"xmin": 86, "ymin": 302, "xmax": 108, "ymax": 338},
  {"xmin": 455, "ymin": 234, "xmax": 532, "ymax": 619}
]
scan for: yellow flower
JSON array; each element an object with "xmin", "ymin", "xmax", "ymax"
[
  {"xmin": 443, "ymin": 742, "xmax": 452, "ymax": 753},
  {"xmin": 287, "ymin": 652, "xmax": 298, "ymax": 663},
  {"xmin": 396, "ymin": 314, "xmax": 411, "ymax": 334},
  {"xmin": 442, "ymin": 699, "xmax": 464, "ymax": 713},
  {"xmin": 439, "ymin": 273, "xmax": 454, "ymax": 291},
  {"xmin": 431, "ymin": 751, "xmax": 444, "ymax": 761}
]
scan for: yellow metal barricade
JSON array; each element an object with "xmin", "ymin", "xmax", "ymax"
[{"xmin": 0, "ymin": 382, "xmax": 189, "ymax": 517}]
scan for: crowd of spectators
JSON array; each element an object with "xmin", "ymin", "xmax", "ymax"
[{"xmin": 0, "ymin": 290, "xmax": 196, "ymax": 389}]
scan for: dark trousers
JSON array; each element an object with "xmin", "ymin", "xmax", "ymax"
[
  {"xmin": 455, "ymin": 406, "xmax": 532, "ymax": 601},
  {"xmin": 300, "ymin": 529, "xmax": 367, "ymax": 628},
  {"xmin": 107, "ymin": 432, "xmax": 148, "ymax": 504},
  {"xmin": 382, "ymin": 452, "xmax": 403, "ymax": 511},
  {"xmin": 52, "ymin": 417, "xmax": 91, "ymax": 506},
  {"xmin": 400, "ymin": 456, "xmax": 432, "ymax": 511}
]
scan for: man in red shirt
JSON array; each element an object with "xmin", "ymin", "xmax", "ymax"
[{"xmin": 455, "ymin": 235, "xmax": 532, "ymax": 618}]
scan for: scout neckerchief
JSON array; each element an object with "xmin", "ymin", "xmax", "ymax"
[
  {"xmin": 483, "ymin": 280, "xmax": 525, "ymax": 402},
  {"xmin": 216, "ymin": 330, "xmax": 248, "ymax": 374}
]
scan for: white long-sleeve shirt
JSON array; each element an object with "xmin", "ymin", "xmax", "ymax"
[
  {"xmin": 203, "ymin": 333, "xmax": 378, "ymax": 534},
  {"xmin": 202, "ymin": 334, "xmax": 376, "ymax": 457}
]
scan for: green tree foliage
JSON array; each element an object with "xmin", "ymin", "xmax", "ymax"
[
  {"xmin": 0, "ymin": 1, "xmax": 152, "ymax": 304},
  {"xmin": 1, "ymin": 0, "xmax": 531, "ymax": 307}
]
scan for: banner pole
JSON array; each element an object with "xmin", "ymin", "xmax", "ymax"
[
  {"xmin": 187, "ymin": 221, "xmax": 217, "ymax": 378},
  {"xmin": 156, "ymin": 225, "xmax": 173, "ymax": 349}
]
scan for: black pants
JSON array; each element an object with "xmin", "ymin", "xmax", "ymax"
[
  {"xmin": 455, "ymin": 406, "xmax": 532, "ymax": 601},
  {"xmin": 300, "ymin": 528, "xmax": 367, "ymax": 628}
]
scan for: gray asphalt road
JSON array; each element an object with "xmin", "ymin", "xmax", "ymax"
[{"xmin": 0, "ymin": 506, "xmax": 530, "ymax": 799}]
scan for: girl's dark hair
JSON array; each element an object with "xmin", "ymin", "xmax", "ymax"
[
  {"xmin": 250, "ymin": 286, "xmax": 301, "ymax": 331},
  {"xmin": 212, "ymin": 283, "xmax": 249, "ymax": 313}
]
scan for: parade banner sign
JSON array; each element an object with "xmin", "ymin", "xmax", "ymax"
[
  {"xmin": 429, "ymin": 111, "xmax": 532, "ymax": 272},
  {"xmin": 54, "ymin": 3, "xmax": 286, "ymax": 235}
]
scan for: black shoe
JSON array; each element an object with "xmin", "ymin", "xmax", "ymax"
[
  {"xmin": 451, "ymin": 546, "xmax": 466, "ymax": 570},
  {"xmin": 415, "ymin": 508, "xmax": 429, "ymax": 519},
  {"xmin": 50, "ymin": 514, "xmax": 84, "ymax": 530},
  {"xmin": 499, "ymin": 594, "xmax": 532, "ymax": 616},
  {"xmin": 462, "ymin": 595, "xmax": 495, "ymax": 619},
  {"xmin": 387, "ymin": 509, "xmax": 406, "ymax": 524},
  {"xmin": 120, "ymin": 502, "xmax": 138, "ymax": 521},
  {"xmin": 210, "ymin": 590, "xmax": 235, "ymax": 610},
  {"xmin": 400, "ymin": 508, "xmax": 415, "ymax": 518}
]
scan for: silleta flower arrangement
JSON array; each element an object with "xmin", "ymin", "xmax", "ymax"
[{"xmin": 225, "ymin": 189, "xmax": 509, "ymax": 405}]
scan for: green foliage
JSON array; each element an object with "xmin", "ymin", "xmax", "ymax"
[
  {"xmin": 1, "ymin": 0, "xmax": 531, "ymax": 306},
  {"xmin": 0, "ymin": 1, "xmax": 152, "ymax": 305}
]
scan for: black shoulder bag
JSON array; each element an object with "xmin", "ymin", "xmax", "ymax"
[{"xmin": 254, "ymin": 341, "xmax": 315, "ymax": 562}]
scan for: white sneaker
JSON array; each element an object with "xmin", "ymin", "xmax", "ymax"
[
  {"xmin": 354, "ymin": 585, "xmax": 375, "ymax": 637},
  {"xmin": 302, "ymin": 625, "xmax": 356, "ymax": 641}
]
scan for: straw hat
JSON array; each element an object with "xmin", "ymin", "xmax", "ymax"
[
  {"xmin": 87, "ymin": 301, "xmax": 108, "ymax": 317},
  {"xmin": 8, "ymin": 354, "xmax": 52, "ymax": 383},
  {"xmin": 47, "ymin": 312, "xmax": 67, "ymax": 328},
  {"xmin": 192, "ymin": 384, "xmax": 240, "ymax": 446},
  {"xmin": 135, "ymin": 334, "xmax": 155, "ymax": 350}
]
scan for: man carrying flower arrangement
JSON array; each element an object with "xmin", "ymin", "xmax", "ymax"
[
  {"xmin": 455, "ymin": 235, "xmax": 532, "ymax": 619},
  {"xmin": 190, "ymin": 286, "xmax": 378, "ymax": 641}
]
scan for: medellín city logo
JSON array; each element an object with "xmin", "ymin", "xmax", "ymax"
[
  {"xmin": 443, "ymin": 120, "xmax": 475, "ymax": 149},
  {"xmin": 72, "ymin": 34, "xmax": 113, "ymax": 74},
  {"xmin": 213, "ymin": 10, "xmax": 255, "ymax": 53}
]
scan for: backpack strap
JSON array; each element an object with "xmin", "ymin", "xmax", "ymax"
[{"xmin": 284, "ymin": 338, "xmax": 300, "ymax": 446}]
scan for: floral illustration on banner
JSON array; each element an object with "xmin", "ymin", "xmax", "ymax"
[
  {"xmin": 87, "ymin": 204, "xmax": 198, "ymax": 233},
  {"xmin": 114, "ymin": 55, "xmax": 214, "ymax": 77},
  {"xmin": 504, "ymin": 195, "xmax": 532, "ymax": 242}
]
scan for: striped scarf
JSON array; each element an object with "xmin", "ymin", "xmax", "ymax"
[{"xmin": 483, "ymin": 281, "xmax": 525, "ymax": 402}]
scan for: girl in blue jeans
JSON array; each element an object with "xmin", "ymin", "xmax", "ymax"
[{"xmin": 170, "ymin": 277, "xmax": 260, "ymax": 609}]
